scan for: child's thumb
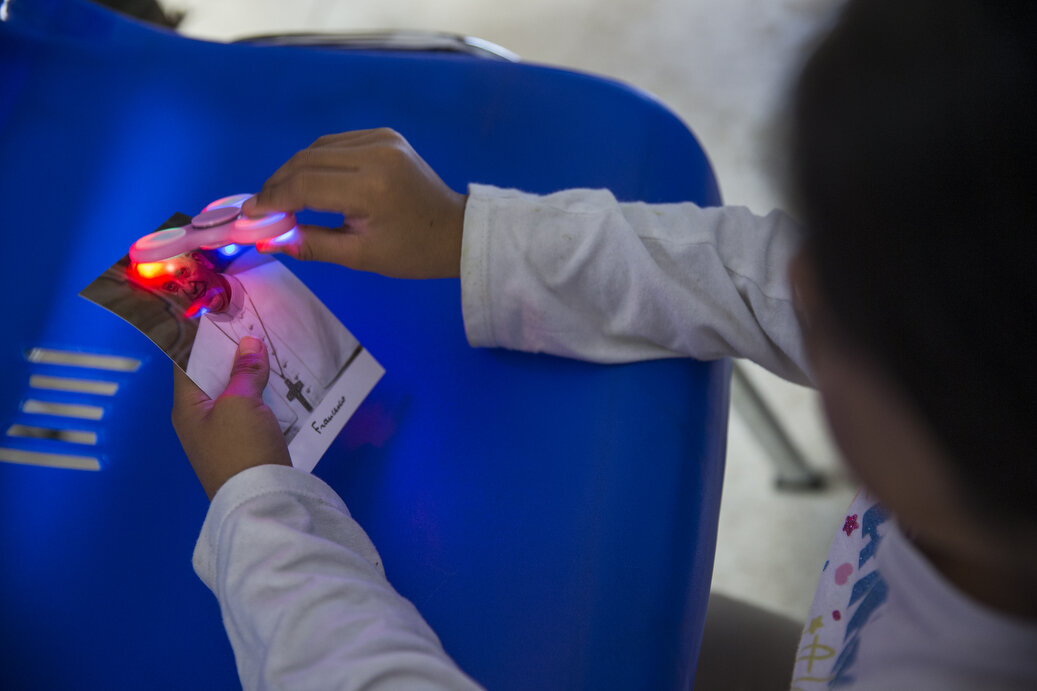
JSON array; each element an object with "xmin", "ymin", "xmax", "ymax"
[{"xmin": 222, "ymin": 337, "xmax": 270, "ymax": 400}]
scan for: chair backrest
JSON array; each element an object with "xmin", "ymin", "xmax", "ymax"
[{"xmin": 0, "ymin": 1, "xmax": 727, "ymax": 689}]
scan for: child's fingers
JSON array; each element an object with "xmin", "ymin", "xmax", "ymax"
[
  {"xmin": 171, "ymin": 364, "xmax": 211, "ymax": 426},
  {"xmin": 246, "ymin": 130, "xmax": 401, "ymax": 213},
  {"xmin": 259, "ymin": 224, "xmax": 365, "ymax": 269},
  {"xmin": 250, "ymin": 169, "xmax": 366, "ymax": 218},
  {"xmin": 307, "ymin": 128, "xmax": 398, "ymax": 150},
  {"xmin": 261, "ymin": 148, "xmax": 360, "ymax": 189}
]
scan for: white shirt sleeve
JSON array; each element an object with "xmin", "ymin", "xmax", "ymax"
[
  {"xmin": 193, "ymin": 465, "xmax": 484, "ymax": 691},
  {"xmin": 192, "ymin": 184, "xmax": 812, "ymax": 690},
  {"xmin": 460, "ymin": 184, "xmax": 812, "ymax": 385}
]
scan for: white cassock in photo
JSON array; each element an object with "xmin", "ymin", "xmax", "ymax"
[{"xmin": 186, "ymin": 259, "xmax": 360, "ymax": 444}]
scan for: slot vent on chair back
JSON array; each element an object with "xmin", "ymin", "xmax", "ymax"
[{"xmin": 1, "ymin": 346, "xmax": 142, "ymax": 471}]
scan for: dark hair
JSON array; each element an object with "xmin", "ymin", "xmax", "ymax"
[{"xmin": 791, "ymin": 0, "xmax": 1037, "ymax": 523}]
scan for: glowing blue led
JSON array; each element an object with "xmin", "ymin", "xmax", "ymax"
[{"xmin": 218, "ymin": 244, "xmax": 241, "ymax": 256}]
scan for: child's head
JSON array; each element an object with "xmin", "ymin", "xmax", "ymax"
[{"xmin": 789, "ymin": 0, "xmax": 1036, "ymax": 560}]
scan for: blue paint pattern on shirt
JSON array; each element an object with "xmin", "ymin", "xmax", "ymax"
[
  {"xmin": 857, "ymin": 504, "xmax": 888, "ymax": 568},
  {"xmin": 828, "ymin": 503, "xmax": 889, "ymax": 688}
]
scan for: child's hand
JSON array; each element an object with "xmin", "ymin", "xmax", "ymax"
[
  {"xmin": 172, "ymin": 337, "xmax": 291, "ymax": 500},
  {"xmin": 243, "ymin": 129, "xmax": 467, "ymax": 279}
]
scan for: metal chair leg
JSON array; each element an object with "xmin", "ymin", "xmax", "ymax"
[{"xmin": 730, "ymin": 361, "xmax": 824, "ymax": 490}]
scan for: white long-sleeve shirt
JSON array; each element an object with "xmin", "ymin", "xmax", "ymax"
[
  {"xmin": 461, "ymin": 185, "xmax": 810, "ymax": 384},
  {"xmin": 194, "ymin": 184, "xmax": 1037, "ymax": 690},
  {"xmin": 193, "ymin": 464, "xmax": 482, "ymax": 690}
]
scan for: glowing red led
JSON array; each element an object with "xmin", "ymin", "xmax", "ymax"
[{"xmin": 133, "ymin": 261, "xmax": 168, "ymax": 280}]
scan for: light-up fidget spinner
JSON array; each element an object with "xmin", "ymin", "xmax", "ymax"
[{"xmin": 128, "ymin": 194, "xmax": 297, "ymax": 263}]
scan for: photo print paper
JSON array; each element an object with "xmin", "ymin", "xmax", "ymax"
[{"xmin": 80, "ymin": 215, "xmax": 383, "ymax": 472}]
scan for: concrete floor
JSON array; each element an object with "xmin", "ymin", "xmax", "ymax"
[{"xmin": 168, "ymin": 0, "xmax": 856, "ymax": 623}]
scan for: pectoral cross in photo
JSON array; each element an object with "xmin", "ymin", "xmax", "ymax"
[{"xmin": 285, "ymin": 377, "xmax": 313, "ymax": 412}]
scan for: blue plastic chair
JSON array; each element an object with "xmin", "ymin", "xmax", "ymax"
[{"xmin": 0, "ymin": 1, "xmax": 728, "ymax": 688}]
